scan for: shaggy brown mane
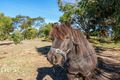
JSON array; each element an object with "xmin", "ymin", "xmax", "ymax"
[{"xmin": 50, "ymin": 23, "xmax": 72, "ymax": 40}]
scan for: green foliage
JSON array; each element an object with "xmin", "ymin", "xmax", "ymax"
[
  {"xmin": 90, "ymin": 31, "xmax": 99, "ymax": 36},
  {"xmin": 90, "ymin": 36, "xmax": 120, "ymax": 48},
  {"xmin": 39, "ymin": 23, "xmax": 52, "ymax": 38},
  {"xmin": 0, "ymin": 12, "xmax": 46, "ymax": 41},
  {"xmin": 12, "ymin": 15, "xmax": 45, "ymax": 30},
  {"xmin": 0, "ymin": 13, "xmax": 13, "ymax": 41},
  {"xmin": 0, "ymin": 32, "xmax": 8, "ymax": 41},
  {"xmin": 59, "ymin": 13, "xmax": 72, "ymax": 22},
  {"xmin": 58, "ymin": 0, "xmax": 74, "ymax": 22},
  {"xmin": 112, "ymin": 26, "xmax": 120, "ymax": 42},
  {"xmin": 22, "ymin": 28, "xmax": 38, "ymax": 39},
  {"xmin": 11, "ymin": 31, "xmax": 23, "ymax": 44},
  {"xmin": 58, "ymin": 0, "xmax": 120, "ymax": 41}
]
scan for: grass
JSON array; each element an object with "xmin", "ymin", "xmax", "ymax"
[
  {"xmin": 94, "ymin": 42, "xmax": 120, "ymax": 48},
  {"xmin": 90, "ymin": 36, "xmax": 120, "ymax": 48}
]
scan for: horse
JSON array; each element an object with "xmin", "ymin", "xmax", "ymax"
[{"xmin": 47, "ymin": 23, "xmax": 97, "ymax": 80}]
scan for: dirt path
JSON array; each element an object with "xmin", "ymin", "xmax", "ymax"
[
  {"xmin": 0, "ymin": 39, "xmax": 53, "ymax": 80},
  {"xmin": 0, "ymin": 39, "xmax": 120, "ymax": 80}
]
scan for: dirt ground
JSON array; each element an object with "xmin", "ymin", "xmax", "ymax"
[
  {"xmin": 0, "ymin": 39, "xmax": 53, "ymax": 80},
  {"xmin": 0, "ymin": 39, "xmax": 120, "ymax": 80}
]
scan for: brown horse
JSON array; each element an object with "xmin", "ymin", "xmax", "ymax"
[{"xmin": 47, "ymin": 23, "xmax": 97, "ymax": 80}]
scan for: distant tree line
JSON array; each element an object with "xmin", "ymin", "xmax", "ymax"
[
  {"xmin": 1, "ymin": 0, "xmax": 120, "ymax": 44},
  {"xmin": 0, "ymin": 13, "xmax": 52, "ymax": 44}
]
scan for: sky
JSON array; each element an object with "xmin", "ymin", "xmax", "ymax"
[{"xmin": 0, "ymin": 0, "xmax": 64, "ymax": 23}]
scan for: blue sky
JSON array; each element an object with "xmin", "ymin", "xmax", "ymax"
[{"xmin": 0, "ymin": 0, "xmax": 63, "ymax": 23}]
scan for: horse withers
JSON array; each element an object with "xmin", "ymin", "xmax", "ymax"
[{"xmin": 47, "ymin": 23, "xmax": 97, "ymax": 80}]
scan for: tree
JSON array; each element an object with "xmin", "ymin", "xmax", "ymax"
[
  {"xmin": 22, "ymin": 28, "xmax": 38, "ymax": 39},
  {"xmin": 58, "ymin": 0, "xmax": 120, "ymax": 41},
  {"xmin": 0, "ymin": 12, "xmax": 46, "ymax": 41},
  {"xmin": 58, "ymin": 0, "xmax": 97, "ymax": 38},
  {"xmin": 11, "ymin": 31, "xmax": 23, "ymax": 44},
  {"xmin": 12, "ymin": 15, "xmax": 45, "ymax": 31},
  {"xmin": 39, "ymin": 23, "xmax": 52, "ymax": 38},
  {"xmin": 0, "ymin": 13, "xmax": 13, "ymax": 40}
]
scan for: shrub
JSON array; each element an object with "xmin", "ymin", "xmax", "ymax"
[
  {"xmin": 0, "ymin": 33, "xmax": 8, "ymax": 41},
  {"xmin": 22, "ymin": 28, "xmax": 38, "ymax": 39},
  {"xmin": 0, "ymin": 27, "xmax": 11, "ymax": 41},
  {"xmin": 90, "ymin": 31, "xmax": 99, "ymax": 36},
  {"xmin": 38, "ymin": 23, "xmax": 52, "ymax": 38},
  {"xmin": 113, "ymin": 34, "xmax": 120, "ymax": 42},
  {"xmin": 112, "ymin": 28, "xmax": 120, "ymax": 42},
  {"xmin": 11, "ymin": 31, "xmax": 23, "ymax": 44}
]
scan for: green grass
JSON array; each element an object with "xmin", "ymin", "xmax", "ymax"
[
  {"xmin": 94, "ymin": 42, "xmax": 120, "ymax": 48},
  {"xmin": 90, "ymin": 36, "xmax": 120, "ymax": 48}
]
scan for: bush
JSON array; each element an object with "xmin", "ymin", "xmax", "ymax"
[
  {"xmin": 22, "ymin": 28, "xmax": 38, "ymax": 39},
  {"xmin": 11, "ymin": 31, "xmax": 23, "ymax": 44},
  {"xmin": 113, "ymin": 34, "xmax": 120, "ymax": 42},
  {"xmin": 0, "ymin": 27, "xmax": 10, "ymax": 41},
  {"xmin": 0, "ymin": 33, "xmax": 8, "ymax": 41},
  {"xmin": 39, "ymin": 27, "xmax": 50, "ymax": 38},
  {"xmin": 38, "ymin": 23, "xmax": 52, "ymax": 38},
  {"xmin": 90, "ymin": 31, "xmax": 99, "ymax": 36}
]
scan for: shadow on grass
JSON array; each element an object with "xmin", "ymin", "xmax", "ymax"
[
  {"xmin": 36, "ymin": 46, "xmax": 68, "ymax": 80},
  {"xmin": 96, "ymin": 57, "xmax": 120, "ymax": 80},
  {"xmin": 0, "ymin": 42, "xmax": 13, "ymax": 46},
  {"xmin": 36, "ymin": 66, "xmax": 67, "ymax": 80},
  {"xmin": 95, "ymin": 46, "xmax": 106, "ymax": 53},
  {"xmin": 98, "ymin": 57, "xmax": 120, "ymax": 74},
  {"xmin": 36, "ymin": 46, "xmax": 51, "ymax": 55}
]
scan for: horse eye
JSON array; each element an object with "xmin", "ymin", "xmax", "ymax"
[
  {"xmin": 51, "ymin": 38, "xmax": 54, "ymax": 41},
  {"xmin": 50, "ymin": 37, "xmax": 54, "ymax": 41}
]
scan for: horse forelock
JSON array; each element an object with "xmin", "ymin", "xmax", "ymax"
[{"xmin": 50, "ymin": 23, "xmax": 71, "ymax": 40}]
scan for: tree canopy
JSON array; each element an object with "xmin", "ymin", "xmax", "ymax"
[
  {"xmin": 58, "ymin": 0, "xmax": 120, "ymax": 41},
  {"xmin": 0, "ymin": 12, "xmax": 47, "ymax": 43},
  {"xmin": 0, "ymin": 13, "xmax": 13, "ymax": 40},
  {"xmin": 12, "ymin": 15, "xmax": 45, "ymax": 30}
]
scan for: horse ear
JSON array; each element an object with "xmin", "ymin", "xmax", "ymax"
[{"xmin": 52, "ymin": 23, "xmax": 59, "ymax": 28}]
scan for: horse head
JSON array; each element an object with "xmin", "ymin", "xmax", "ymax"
[{"xmin": 47, "ymin": 23, "xmax": 74, "ymax": 67}]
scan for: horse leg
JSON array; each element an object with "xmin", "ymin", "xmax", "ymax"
[{"xmin": 67, "ymin": 73, "xmax": 75, "ymax": 80}]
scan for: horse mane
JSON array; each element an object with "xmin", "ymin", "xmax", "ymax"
[
  {"xmin": 50, "ymin": 23, "xmax": 95, "ymax": 55},
  {"xmin": 71, "ymin": 26, "xmax": 96, "ymax": 56}
]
